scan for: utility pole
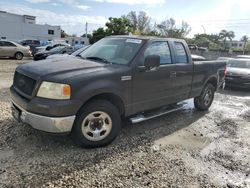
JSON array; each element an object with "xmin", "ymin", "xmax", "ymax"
[{"xmin": 85, "ymin": 22, "xmax": 88, "ymax": 39}]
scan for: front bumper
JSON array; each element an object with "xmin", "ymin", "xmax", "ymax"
[{"xmin": 11, "ymin": 101, "xmax": 75, "ymax": 133}]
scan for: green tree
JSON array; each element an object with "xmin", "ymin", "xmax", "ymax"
[
  {"xmin": 157, "ymin": 18, "xmax": 191, "ymax": 38},
  {"xmin": 192, "ymin": 33, "xmax": 221, "ymax": 49},
  {"xmin": 241, "ymin": 35, "xmax": 249, "ymax": 54},
  {"xmin": 127, "ymin": 11, "xmax": 151, "ymax": 34},
  {"xmin": 61, "ymin": 30, "xmax": 69, "ymax": 38},
  {"xmin": 219, "ymin": 30, "xmax": 235, "ymax": 49},
  {"xmin": 91, "ymin": 28, "xmax": 107, "ymax": 43},
  {"xmin": 105, "ymin": 17, "xmax": 133, "ymax": 35}
]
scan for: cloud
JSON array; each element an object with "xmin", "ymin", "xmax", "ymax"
[
  {"xmin": 57, "ymin": 0, "xmax": 78, "ymax": 4},
  {"xmin": 0, "ymin": 4, "xmax": 107, "ymax": 36},
  {"xmin": 75, "ymin": 5, "xmax": 90, "ymax": 10},
  {"xmin": 94, "ymin": 0, "xmax": 166, "ymax": 5},
  {"xmin": 25, "ymin": 0, "xmax": 50, "ymax": 3},
  {"xmin": 26, "ymin": 0, "xmax": 90, "ymax": 11}
]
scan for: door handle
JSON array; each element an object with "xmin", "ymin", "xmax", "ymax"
[{"xmin": 170, "ymin": 71, "xmax": 177, "ymax": 78}]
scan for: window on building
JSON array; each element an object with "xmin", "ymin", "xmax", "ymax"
[
  {"xmin": 75, "ymin": 41, "xmax": 78, "ymax": 44},
  {"xmin": 48, "ymin": 30, "xmax": 54, "ymax": 35},
  {"xmin": 239, "ymin": 44, "xmax": 243, "ymax": 47},
  {"xmin": 231, "ymin": 43, "xmax": 238, "ymax": 47},
  {"xmin": 1, "ymin": 37, "xmax": 6, "ymax": 39}
]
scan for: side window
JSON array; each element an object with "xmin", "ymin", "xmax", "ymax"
[
  {"xmin": 174, "ymin": 42, "xmax": 188, "ymax": 63},
  {"xmin": 144, "ymin": 41, "xmax": 172, "ymax": 65},
  {"xmin": 2, "ymin": 41, "xmax": 16, "ymax": 47}
]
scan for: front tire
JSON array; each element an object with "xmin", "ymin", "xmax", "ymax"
[
  {"xmin": 194, "ymin": 83, "xmax": 215, "ymax": 111},
  {"xmin": 15, "ymin": 52, "xmax": 23, "ymax": 60},
  {"xmin": 71, "ymin": 100, "xmax": 121, "ymax": 148}
]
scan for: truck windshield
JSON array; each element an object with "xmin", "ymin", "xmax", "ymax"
[
  {"xmin": 79, "ymin": 38, "xmax": 144, "ymax": 65},
  {"xmin": 227, "ymin": 60, "xmax": 250, "ymax": 69}
]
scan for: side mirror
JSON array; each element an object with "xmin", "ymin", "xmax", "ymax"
[{"xmin": 144, "ymin": 55, "xmax": 160, "ymax": 69}]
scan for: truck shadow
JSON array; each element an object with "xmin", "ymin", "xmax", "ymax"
[{"xmin": 0, "ymin": 100, "xmax": 208, "ymax": 186}]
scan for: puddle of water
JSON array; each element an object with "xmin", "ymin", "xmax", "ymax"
[{"xmin": 154, "ymin": 128, "xmax": 211, "ymax": 150}]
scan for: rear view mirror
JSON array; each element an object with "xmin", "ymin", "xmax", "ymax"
[{"xmin": 144, "ymin": 55, "xmax": 160, "ymax": 69}]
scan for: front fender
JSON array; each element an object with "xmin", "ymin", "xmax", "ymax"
[{"xmin": 73, "ymin": 79, "xmax": 128, "ymax": 111}]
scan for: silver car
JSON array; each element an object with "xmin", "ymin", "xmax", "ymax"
[{"xmin": 0, "ymin": 40, "xmax": 32, "ymax": 60}]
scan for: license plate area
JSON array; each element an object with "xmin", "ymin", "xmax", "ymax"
[{"xmin": 11, "ymin": 103, "xmax": 21, "ymax": 122}]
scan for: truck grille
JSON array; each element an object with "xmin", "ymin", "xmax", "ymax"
[{"xmin": 14, "ymin": 72, "xmax": 36, "ymax": 96}]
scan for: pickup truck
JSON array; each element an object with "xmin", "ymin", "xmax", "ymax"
[{"xmin": 10, "ymin": 36, "xmax": 226, "ymax": 148}]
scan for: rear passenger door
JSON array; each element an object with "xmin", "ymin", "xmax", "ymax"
[{"xmin": 171, "ymin": 41, "xmax": 193, "ymax": 101}]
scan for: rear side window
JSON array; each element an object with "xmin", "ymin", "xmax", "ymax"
[
  {"xmin": 174, "ymin": 42, "xmax": 188, "ymax": 63},
  {"xmin": 144, "ymin": 41, "xmax": 172, "ymax": 65},
  {"xmin": 34, "ymin": 40, "xmax": 40, "ymax": 45},
  {"xmin": 2, "ymin": 41, "xmax": 16, "ymax": 47}
]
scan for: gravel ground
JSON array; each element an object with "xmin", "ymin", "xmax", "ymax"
[{"xmin": 0, "ymin": 59, "xmax": 250, "ymax": 188}]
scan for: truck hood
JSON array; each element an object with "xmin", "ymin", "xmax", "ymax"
[
  {"xmin": 226, "ymin": 67, "xmax": 250, "ymax": 76},
  {"xmin": 16, "ymin": 56, "xmax": 106, "ymax": 80}
]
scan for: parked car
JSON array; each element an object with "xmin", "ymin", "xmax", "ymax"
[
  {"xmin": 191, "ymin": 54, "xmax": 206, "ymax": 61},
  {"xmin": 18, "ymin": 39, "xmax": 40, "ymax": 55},
  {"xmin": 0, "ymin": 40, "xmax": 32, "ymax": 60},
  {"xmin": 225, "ymin": 59, "xmax": 250, "ymax": 89},
  {"xmin": 36, "ymin": 43, "xmax": 70, "ymax": 53},
  {"xmin": 10, "ymin": 36, "xmax": 226, "ymax": 148},
  {"xmin": 236, "ymin": 55, "xmax": 250, "ymax": 59},
  {"xmin": 46, "ymin": 45, "xmax": 90, "ymax": 60},
  {"xmin": 217, "ymin": 57, "xmax": 234, "ymax": 60},
  {"xmin": 33, "ymin": 46, "xmax": 74, "ymax": 61}
]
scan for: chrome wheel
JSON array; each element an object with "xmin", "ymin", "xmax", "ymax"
[
  {"xmin": 81, "ymin": 111, "xmax": 112, "ymax": 141},
  {"xmin": 204, "ymin": 88, "xmax": 212, "ymax": 106}
]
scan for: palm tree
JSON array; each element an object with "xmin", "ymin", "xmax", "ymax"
[
  {"xmin": 241, "ymin": 35, "xmax": 249, "ymax": 54},
  {"xmin": 219, "ymin": 30, "xmax": 235, "ymax": 49}
]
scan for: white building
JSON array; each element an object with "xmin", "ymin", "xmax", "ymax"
[
  {"xmin": 0, "ymin": 11, "xmax": 61, "ymax": 42},
  {"xmin": 225, "ymin": 40, "xmax": 246, "ymax": 49},
  {"xmin": 64, "ymin": 36, "xmax": 89, "ymax": 46}
]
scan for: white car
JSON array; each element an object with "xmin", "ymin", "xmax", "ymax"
[
  {"xmin": 46, "ymin": 45, "xmax": 90, "ymax": 60},
  {"xmin": 36, "ymin": 43, "xmax": 70, "ymax": 53}
]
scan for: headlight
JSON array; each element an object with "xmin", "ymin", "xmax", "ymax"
[{"xmin": 37, "ymin": 82, "xmax": 71, "ymax": 99}]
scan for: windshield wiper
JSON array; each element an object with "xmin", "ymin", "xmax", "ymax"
[{"xmin": 85, "ymin": 56, "xmax": 111, "ymax": 64}]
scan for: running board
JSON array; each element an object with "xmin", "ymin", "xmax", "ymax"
[{"xmin": 130, "ymin": 105, "xmax": 184, "ymax": 124}]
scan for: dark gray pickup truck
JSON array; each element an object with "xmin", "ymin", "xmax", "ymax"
[{"xmin": 10, "ymin": 36, "xmax": 226, "ymax": 148}]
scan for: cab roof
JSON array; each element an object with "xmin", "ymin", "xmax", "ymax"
[{"xmin": 107, "ymin": 35, "xmax": 185, "ymax": 42}]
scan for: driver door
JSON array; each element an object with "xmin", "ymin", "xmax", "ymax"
[{"xmin": 132, "ymin": 40, "xmax": 176, "ymax": 114}]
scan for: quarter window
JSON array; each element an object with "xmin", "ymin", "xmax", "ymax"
[
  {"xmin": 144, "ymin": 41, "xmax": 172, "ymax": 65},
  {"xmin": 174, "ymin": 42, "xmax": 188, "ymax": 63}
]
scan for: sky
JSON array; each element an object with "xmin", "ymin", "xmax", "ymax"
[{"xmin": 0, "ymin": 0, "xmax": 250, "ymax": 39}]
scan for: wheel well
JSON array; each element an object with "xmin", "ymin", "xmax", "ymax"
[
  {"xmin": 83, "ymin": 93, "xmax": 125, "ymax": 116},
  {"xmin": 206, "ymin": 77, "xmax": 217, "ymax": 89},
  {"xmin": 15, "ymin": 51, "xmax": 23, "ymax": 56}
]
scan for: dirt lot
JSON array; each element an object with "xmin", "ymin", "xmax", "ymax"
[{"xmin": 0, "ymin": 59, "xmax": 250, "ymax": 188}]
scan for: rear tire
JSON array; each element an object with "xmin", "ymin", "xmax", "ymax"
[
  {"xmin": 15, "ymin": 52, "xmax": 23, "ymax": 60},
  {"xmin": 194, "ymin": 83, "xmax": 215, "ymax": 111},
  {"xmin": 71, "ymin": 100, "xmax": 121, "ymax": 148}
]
